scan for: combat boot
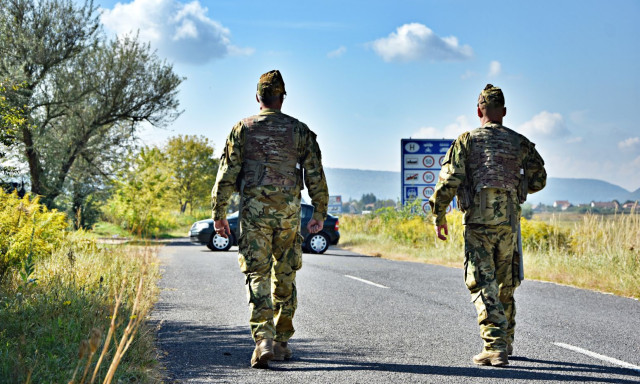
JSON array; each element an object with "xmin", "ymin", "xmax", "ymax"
[
  {"xmin": 250, "ymin": 339, "xmax": 274, "ymax": 369},
  {"xmin": 473, "ymin": 350, "xmax": 509, "ymax": 367},
  {"xmin": 273, "ymin": 341, "xmax": 292, "ymax": 361}
]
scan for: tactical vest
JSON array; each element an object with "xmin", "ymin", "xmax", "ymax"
[
  {"xmin": 241, "ymin": 113, "xmax": 300, "ymax": 189},
  {"xmin": 468, "ymin": 124, "xmax": 523, "ymax": 196}
]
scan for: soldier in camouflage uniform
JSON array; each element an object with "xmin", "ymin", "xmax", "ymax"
[
  {"xmin": 211, "ymin": 70, "xmax": 329, "ymax": 369},
  {"xmin": 429, "ymin": 84, "xmax": 546, "ymax": 366}
]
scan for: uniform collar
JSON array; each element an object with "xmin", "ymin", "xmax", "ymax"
[
  {"xmin": 482, "ymin": 121, "xmax": 502, "ymax": 128},
  {"xmin": 259, "ymin": 108, "xmax": 281, "ymax": 115}
]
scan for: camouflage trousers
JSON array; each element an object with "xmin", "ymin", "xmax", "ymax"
[
  {"xmin": 464, "ymin": 224, "xmax": 521, "ymax": 352},
  {"xmin": 238, "ymin": 214, "xmax": 303, "ymax": 342}
]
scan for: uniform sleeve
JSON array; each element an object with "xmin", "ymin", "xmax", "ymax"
[
  {"xmin": 300, "ymin": 124, "xmax": 329, "ymax": 222},
  {"xmin": 211, "ymin": 122, "xmax": 244, "ymax": 220},
  {"xmin": 428, "ymin": 134, "xmax": 468, "ymax": 226},
  {"xmin": 525, "ymin": 142, "xmax": 546, "ymax": 194}
]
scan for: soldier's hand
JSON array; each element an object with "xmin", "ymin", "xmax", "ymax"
[
  {"xmin": 436, "ymin": 223, "xmax": 448, "ymax": 241},
  {"xmin": 214, "ymin": 219, "xmax": 231, "ymax": 238},
  {"xmin": 307, "ymin": 218, "xmax": 323, "ymax": 234}
]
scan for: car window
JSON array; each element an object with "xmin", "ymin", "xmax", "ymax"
[{"xmin": 301, "ymin": 205, "xmax": 313, "ymax": 220}]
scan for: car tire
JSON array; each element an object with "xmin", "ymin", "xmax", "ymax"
[
  {"xmin": 207, "ymin": 233, "xmax": 233, "ymax": 252},
  {"xmin": 306, "ymin": 232, "xmax": 329, "ymax": 254}
]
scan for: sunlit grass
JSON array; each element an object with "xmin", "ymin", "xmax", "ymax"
[
  {"xmin": 0, "ymin": 238, "xmax": 161, "ymax": 382},
  {"xmin": 340, "ymin": 206, "xmax": 640, "ymax": 299}
]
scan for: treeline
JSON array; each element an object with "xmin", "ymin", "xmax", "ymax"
[
  {"xmin": 0, "ymin": 0, "xmax": 221, "ymax": 236},
  {"xmin": 341, "ymin": 193, "xmax": 397, "ymax": 214}
]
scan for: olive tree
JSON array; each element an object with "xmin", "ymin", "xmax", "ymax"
[{"xmin": 0, "ymin": 0, "xmax": 183, "ymax": 208}]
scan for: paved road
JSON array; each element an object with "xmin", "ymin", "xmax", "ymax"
[{"xmin": 151, "ymin": 239, "xmax": 640, "ymax": 383}]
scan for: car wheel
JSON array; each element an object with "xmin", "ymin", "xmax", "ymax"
[
  {"xmin": 207, "ymin": 233, "xmax": 233, "ymax": 251},
  {"xmin": 306, "ymin": 232, "xmax": 329, "ymax": 254}
]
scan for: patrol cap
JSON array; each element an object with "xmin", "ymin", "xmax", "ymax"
[
  {"xmin": 478, "ymin": 84, "xmax": 505, "ymax": 108},
  {"xmin": 257, "ymin": 70, "xmax": 286, "ymax": 97}
]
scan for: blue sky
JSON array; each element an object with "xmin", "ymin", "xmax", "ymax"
[{"xmin": 97, "ymin": 0, "xmax": 640, "ymax": 191}]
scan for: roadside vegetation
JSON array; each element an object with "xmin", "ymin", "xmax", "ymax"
[
  {"xmin": 340, "ymin": 201, "xmax": 640, "ymax": 299},
  {"xmin": 0, "ymin": 190, "xmax": 160, "ymax": 383}
]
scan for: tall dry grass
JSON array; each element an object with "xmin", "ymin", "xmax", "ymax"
[
  {"xmin": 340, "ymin": 205, "xmax": 640, "ymax": 298},
  {"xmin": 0, "ymin": 191, "xmax": 161, "ymax": 383}
]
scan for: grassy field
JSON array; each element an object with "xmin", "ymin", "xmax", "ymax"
[{"xmin": 339, "ymin": 207, "xmax": 640, "ymax": 299}]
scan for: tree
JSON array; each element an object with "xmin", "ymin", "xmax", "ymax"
[
  {"xmin": 104, "ymin": 147, "xmax": 175, "ymax": 237},
  {"xmin": 164, "ymin": 135, "xmax": 218, "ymax": 214},
  {"xmin": 361, "ymin": 193, "xmax": 377, "ymax": 205},
  {"xmin": 0, "ymin": 0, "xmax": 183, "ymax": 207},
  {"xmin": 0, "ymin": 81, "xmax": 25, "ymax": 177}
]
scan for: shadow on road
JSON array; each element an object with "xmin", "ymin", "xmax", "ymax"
[{"xmin": 150, "ymin": 319, "xmax": 640, "ymax": 383}]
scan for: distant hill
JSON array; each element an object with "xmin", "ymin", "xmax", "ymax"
[
  {"xmin": 324, "ymin": 168, "xmax": 400, "ymax": 201},
  {"xmin": 323, "ymin": 167, "xmax": 638, "ymax": 205}
]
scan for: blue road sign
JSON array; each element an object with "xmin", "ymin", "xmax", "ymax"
[{"xmin": 401, "ymin": 138, "xmax": 457, "ymax": 214}]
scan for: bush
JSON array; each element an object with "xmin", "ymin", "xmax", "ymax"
[{"xmin": 0, "ymin": 190, "xmax": 68, "ymax": 282}]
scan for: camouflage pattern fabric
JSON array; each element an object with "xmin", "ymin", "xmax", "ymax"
[
  {"xmin": 257, "ymin": 70, "xmax": 286, "ymax": 97},
  {"xmin": 478, "ymin": 84, "xmax": 505, "ymax": 108},
  {"xmin": 212, "ymin": 108, "xmax": 328, "ymax": 223},
  {"xmin": 428, "ymin": 122, "xmax": 546, "ymax": 227},
  {"xmin": 429, "ymin": 118, "xmax": 546, "ymax": 353},
  {"xmin": 465, "ymin": 224, "xmax": 519, "ymax": 351},
  {"xmin": 211, "ymin": 106, "xmax": 329, "ymax": 342},
  {"xmin": 239, "ymin": 191, "xmax": 303, "ymax": 341}
]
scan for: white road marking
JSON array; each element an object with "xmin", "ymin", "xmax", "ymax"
[
  {"xmin": 554, "ymin": 342, "xmax": 640, "ymax": 372},
  {"xmin": 344, "ymin": 275, "xmax": 389, "ymax": 289}
]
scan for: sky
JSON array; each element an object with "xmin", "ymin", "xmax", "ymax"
[{"xmin": 96, "ymin": 0, "xmax": 640, "ymax": 191}]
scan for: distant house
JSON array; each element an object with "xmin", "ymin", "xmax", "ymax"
[
  {"xmin": 622, "ymin": 201, "xmax": 638, "ymax": 210},
  {"xmin": 590, "ymin": 201, "xmax": 620, "ymax": 210},
  {"xmin": 553, "ymin": 200, "xmax": 572, "ymax": 210}
]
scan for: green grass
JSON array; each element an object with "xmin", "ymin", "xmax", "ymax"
[
  {"xmin": 90, "ymin": 221, "xmax": 131, "ymax": 238},
  {"xmin": 0, "ymin": 234, "xmax": 161, "ymax": 383}
]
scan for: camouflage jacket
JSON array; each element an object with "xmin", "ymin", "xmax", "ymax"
[
  {"xmin": 211, "ymin": 108, "xmax": 329, "ymax": 223},
  {"xmin": 429, "ymin": 122, "xmax": 546, "ymax": 226}
]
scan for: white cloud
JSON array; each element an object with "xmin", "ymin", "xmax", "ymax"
[
  {"xmin": 518, "ymin": 111, "xmax": 569, "ymax": 139},
  {"xmin": 101, "ymin": 0, "xmax": 252, "ymax": 65},
  {"xmin": 327, "ymin": 46, "xmax": 347, "ymax": 58},
  {"xmin": 369, "ymin": 23, "xmax": 473, "ymax": 62},
  {"xmin": 618, "ymin": 137, "xmax": 640, "ymax": 150},
  {"xmin": 566, "ymin": 137, "xmax": 583, "ymax": 144},
  {"xmin": 488, "ymin": 61, "xmax": 501, "ymax": 77},
  {"xmin": 413, "ymin": 115, "xmax": 473, "ymax": 139}
]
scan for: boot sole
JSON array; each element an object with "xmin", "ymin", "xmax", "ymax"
[{"xmin": 473, "ymin": 358, "xmax": 509, "ymax": 367}]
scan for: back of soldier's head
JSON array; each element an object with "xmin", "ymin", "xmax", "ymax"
[{"xmin": 257, "ymin": 70, "xmax": 286, "ymax": 106}]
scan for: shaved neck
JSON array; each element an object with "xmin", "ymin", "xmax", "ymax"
[{"xmin": 478, "ymin": 105, "xmax": 506, "ymax": 125}]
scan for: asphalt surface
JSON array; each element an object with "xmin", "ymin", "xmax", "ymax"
[{"xmin": 150, "ymin": 239, "xmax": 640, "ymax": 383}]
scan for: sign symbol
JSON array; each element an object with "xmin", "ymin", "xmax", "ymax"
[
  {"xmin": 406, "ymin": 173, "xmax": 419, "ymax": 181},
  {"xmin": 423, "ymin": 186, "xmax": 435, "ymax": 198},
  {"xmin": 422, "ymin": 171, "xmax": 435, "ymax": 184},
  {"xmin": 439, "ymin": 156, "xmax": 445, "ymax": 166},
  {"xmin": 423, "ymin": 155, "xmax": 435, "ymax": 168}
]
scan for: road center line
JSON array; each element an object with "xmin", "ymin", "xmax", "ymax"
[
  {"xmin": 344, "ymin": 275, "xmax": 389, "ymax": 289},
  {"xmin": 554, "ymin": 342, "xmax": 640, "ymax": 372}
]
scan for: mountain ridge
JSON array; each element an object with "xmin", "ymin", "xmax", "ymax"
[{"xmin": 323, "ymin": 167, "xmax": 639, "ymax": 205}]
